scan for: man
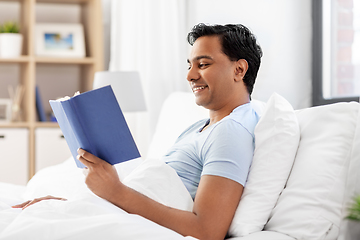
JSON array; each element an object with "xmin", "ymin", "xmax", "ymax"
[{"xmin": 15, "ymin": 23, "xmax": 262, "ymax": 240}]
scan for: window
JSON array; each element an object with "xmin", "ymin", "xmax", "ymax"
[{"xmin": 312, "ymin": 0, "xmax": 360, "ymax": 106}]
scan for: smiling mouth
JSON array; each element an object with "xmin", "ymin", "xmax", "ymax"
[{"xmin": 192, "ymin": 86, "xmax": 207, "ymax": 92}]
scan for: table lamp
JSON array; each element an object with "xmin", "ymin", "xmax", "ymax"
[{"xmin": 93, "ymin": 71, "xmax": 147, "ymax": 112}]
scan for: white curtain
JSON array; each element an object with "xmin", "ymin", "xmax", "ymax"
[{"xmin": 109, "ymin": 0, "xmax": 190, "ymax": 157}]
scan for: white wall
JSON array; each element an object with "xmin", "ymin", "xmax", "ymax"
[
  {"xmin": 187, "ymin": 0, "xmax": 312, "ymax": 109},
  {"xmin": 0, "ymin": 0, "xmax": 313, "ymax": 159},
  {"xmin": 0, "ymin": 0, "xmax": 312, "ymax": 111},
  {"xmin": 104, "ymin": 0, "xmax": 313, "ymax": 156}
]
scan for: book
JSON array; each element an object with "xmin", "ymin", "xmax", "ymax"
[
  {"xmin": 35, "ymin": 85, "xmax": 47, "ymax": 122},
  {"xmin": 49, "ymin": 85, "xmax": 141, "ymax": 168}
]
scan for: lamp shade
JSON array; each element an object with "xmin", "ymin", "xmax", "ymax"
[{"xmin": 93, "ymin": 71, "xmax": 147, "ymax": 112}]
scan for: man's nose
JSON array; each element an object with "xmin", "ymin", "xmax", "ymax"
[{"xmin": 187, "ymin": 67, "xmax": 200, "ymax": 82}]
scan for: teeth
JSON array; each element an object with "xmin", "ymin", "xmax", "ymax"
[{"xmin": 193, "ymin": 86, "xmax": 205, "ymax": 91}]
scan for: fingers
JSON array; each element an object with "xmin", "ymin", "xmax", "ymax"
[
  {"xmin": 77, "ymin": 154, "xmax": 90, "ymax": 169},
  {"xmin": 77, "ymin": 148, "xmax": 101, "ymax": 168},
  {"xmin": 12, "ymin": 200, "xmax": 31, "ymax": 208},
  {"xmin": 22, "ymin": 196, "xmax": 67, "ymax": 209},
  {"xmin": 12, "ymin": 196, "xmax": 67, "ymax": 210},
  {"xmin": 23, "ymin": 198, "xmax": 42, "ymax": 209}
]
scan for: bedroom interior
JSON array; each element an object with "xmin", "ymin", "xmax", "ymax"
[{"xmin": 0, "ymin": 0, "xmax": 359, "ymax": 239}]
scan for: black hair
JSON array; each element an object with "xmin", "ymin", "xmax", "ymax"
[{"xmin": 187, "ymin": 23, "xmax": 263, "ymax": 95}]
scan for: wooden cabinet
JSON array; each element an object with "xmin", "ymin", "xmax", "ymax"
[
  {"xmin": 0, "ymin": 128, "xmax": 29, "ymax": 185},
  {"xmin": 35, "ymin": 128, "xmax": 72, "ymax": 172},
  {"xmin": 0, "ymin": 0, "xmax": 104, "ymax": 182}
]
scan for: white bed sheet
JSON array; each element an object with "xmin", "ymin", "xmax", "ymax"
[{"xmin": 0, "ymin": 158, "xmax": 197, "ymax": 240}]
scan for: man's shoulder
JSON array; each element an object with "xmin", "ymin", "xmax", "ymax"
[
  {"xmin": 212, "ymin": 106, "xmax": 259, "ymax": 138},
  {"xmin": 176, "ymin": 118, "xmax": 209, "ymax": 139},
  {"xmin": 230, "ymin": 104, "xmax": 259, "ymax": 135}
]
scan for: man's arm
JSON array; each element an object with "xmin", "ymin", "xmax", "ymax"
[{"xmin": 77, "ymin": 148, "xmax": 243, "ymax": 240}]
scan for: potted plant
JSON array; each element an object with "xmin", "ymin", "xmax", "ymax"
[
  {"xmin": 347, "ymin": 195, "xmax": 360, "ymax": 221},
  {"xmin": 345, "ymin": 195, "xmax": 360, "ymax": 239},
  {"xmin": 0, "ymin": 21, "xmax": 22, "ymax": 58}
]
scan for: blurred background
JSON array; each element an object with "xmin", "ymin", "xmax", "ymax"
[{"xmin": 0, "ymin": 0, "xmax": 359, "ymax": 158}]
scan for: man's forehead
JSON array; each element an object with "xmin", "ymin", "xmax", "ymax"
[
  {"xmin": 188, "ymin": 36, "xmax": 222, "ymax": 62},
  {"xmin": 187, "ymin": 55, "xmax": 213, "ymax": 63}
]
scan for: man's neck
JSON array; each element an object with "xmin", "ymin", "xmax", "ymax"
[{"xmin": 207, "ymin": 98, "xmax": 250, "ymax": 127}]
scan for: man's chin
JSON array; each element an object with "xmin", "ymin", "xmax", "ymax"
[{"xmin": 194, "ymin": 98, "xmax": 207, "ymax": 108}]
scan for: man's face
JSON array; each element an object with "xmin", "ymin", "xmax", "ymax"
[{"xmin": 187, "ymin": 36, "xmax": 239, "ymax": 110}]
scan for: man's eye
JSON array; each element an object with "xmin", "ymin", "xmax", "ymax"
[{"xmin": 199, "ymin": 63, "xmax": 209, "ymax": 68}]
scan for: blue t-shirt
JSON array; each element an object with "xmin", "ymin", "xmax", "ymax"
[{"xmin": 162, "ymin": 103, "xmax": 259, "ymax": 199}]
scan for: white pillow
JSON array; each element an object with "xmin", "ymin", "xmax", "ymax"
[
  {"xmin": 147, "ymin": 92, "xmax": 208, "ymax": 160},
  {"xmin": 339, "ymin": 103, "xmax": 360, "ymax": 239},
  {"xmin": 123, "ymin": 159, "xmax": 194, "ymax": 212},
  {"xmin": 229, "ymin": 93, "xmax": 300, "ymax": 237},
  {"xmin": 265, "ymin": 102, "xmax": 360, "ymax": 239},
  {"xmin": 23, "ymin": 158, "xmax": 91, "ymax": 201},
  {"xmin": 250, "ymin": 99, "xmax": 267, "ymax": 117}
]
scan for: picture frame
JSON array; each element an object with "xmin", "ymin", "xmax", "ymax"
[
  {"xmin": 0, "ymin": 99, "xmax": 12, "ymax": 122},
  {"xmin": 35, "ymin": 23, "xmax": 85, "ymax": 58}
]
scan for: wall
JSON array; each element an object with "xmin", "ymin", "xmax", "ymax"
[
  {"xmin": 0, "ymin": 0, "xmax": 313, "ymax": 159},
  {"xmin": 187, "ymin": 0, "xmax": 312, "ymax": 109},
  {"xmin": 0, "ymin": 0, "xmax": 312, "ymax": 110}
]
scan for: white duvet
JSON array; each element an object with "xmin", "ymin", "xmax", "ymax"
[{"xmin": 0, "ymin": 158, "xmax": 197, "ymax": 240}]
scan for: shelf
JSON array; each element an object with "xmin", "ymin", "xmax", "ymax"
[
  {"xmin": 36, "ymin": 0, "xmax": 91, "ymax": 3},
  {"xmin": 0, "ymin": 122, "xmax": 30, "ymax": 128},
  {"xmin": 0, "ymin": 56, "xmax": 95, "ymax": 64},
  {"xmin": 0, "ymin": 0, "xmax": 103, "ymax": 182},
  {"xmin": 35, "ymin": 57, "xmax": 95, "ymax": 64},
  {"xmin": 0, "ymin": 0, "xmax": 22, "ymax": 2},
  {"xmin": 0, "ymin": 0, "xmax": 92, "ymax": 3},
  {"xmin": 35, "ymin": 122, "xmax": 59, "ymax": 128},
  {"xmin": 0, "ymin": 122, "xmax": 59, "ymax": 128},
  {"xmin": 0, "ymin": 56, "xmax": 30, "ymax": 63}
]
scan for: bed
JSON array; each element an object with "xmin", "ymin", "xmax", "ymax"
[{"xmin": 1, "ymin": 92, "xmax": 359, "ymax": 240}]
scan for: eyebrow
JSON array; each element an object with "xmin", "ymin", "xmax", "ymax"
[{"xmin": 187, "ymin": 55, "xmax": 213, "ymax": 64}]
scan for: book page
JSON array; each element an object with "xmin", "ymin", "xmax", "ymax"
[{"xmin": 56, "ymin": 91, "xmax": 80, "ymax": 102}]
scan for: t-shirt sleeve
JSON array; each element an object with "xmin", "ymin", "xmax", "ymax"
[{"xmin": 200, "ymin": 119, "xmax": 254, "ymax": 187}]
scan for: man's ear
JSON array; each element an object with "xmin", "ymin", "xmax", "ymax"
[{"xmin": 234, "ymin": 59, "xmax": 248, "ymax": 82}]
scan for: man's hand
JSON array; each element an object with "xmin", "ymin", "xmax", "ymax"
[
  {"xmin": 77, "ymin": 148, "xmax": 242, "ymax": 240},
  {"xmin": 77, "ymin": 148, "xmax": 123, "ymax": 203},
  {"xmin": 12, "ymin": 195, "xmax": 66, "ymax": 209}
]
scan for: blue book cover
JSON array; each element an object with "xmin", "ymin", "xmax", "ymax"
[
  {"xmin": 49, "ymin": 85, "xmax": 141, "ymax": 168},
  {"xmin": 36, "ymin": 86, "xmax": 47, "ymax": 121}
]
